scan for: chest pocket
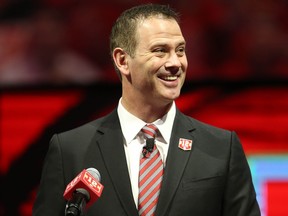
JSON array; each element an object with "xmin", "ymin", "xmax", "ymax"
[{"xmin": 182, "ymin": 175, "xmax": 225, "ymax": 190}]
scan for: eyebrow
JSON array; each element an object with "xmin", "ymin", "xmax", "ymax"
[{"xmin": 150, "ymin": 40, "xmax": 186, "ymax": 49}]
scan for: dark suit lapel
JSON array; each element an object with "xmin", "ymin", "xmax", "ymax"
[
  {"xmin": 85, "ymin": 110, "xmax": 138, "ymax": 216},
  {"xmin": 156, "ymin": 110, "xmax": 195, "ymax": 216}
]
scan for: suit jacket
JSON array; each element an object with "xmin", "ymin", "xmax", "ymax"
[{"xmin": 33, "ymin": 108, "xmax": 260, "ymax": 216}]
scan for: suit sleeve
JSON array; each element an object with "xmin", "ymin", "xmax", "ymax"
[
  {"xmin": 222, "ymin": 132, "xmax": 260, "ymax": 216},
  {"xmin": 32, "ymin": 134, "xmax": 66, "ymax": 216}
]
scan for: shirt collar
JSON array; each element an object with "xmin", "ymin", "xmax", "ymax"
[{"xmin": 117, "ymin": 98, "xmax": 176, "ymax": 145}]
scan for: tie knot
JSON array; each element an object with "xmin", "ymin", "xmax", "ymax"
[{"xmin": 141, "ymin": 124, "xmax": 157, "ymax": 139}]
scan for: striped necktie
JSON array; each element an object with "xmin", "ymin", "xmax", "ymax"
[{"xmin": 138, "ymin": 124, "xmax": 164, "ymax": 216}]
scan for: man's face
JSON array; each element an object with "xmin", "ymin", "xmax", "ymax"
[{"xmin": 126, "ymin": 17, "xmax": 188, "ymax": 105}]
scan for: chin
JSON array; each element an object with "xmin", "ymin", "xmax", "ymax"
[{"xmin": 163, "ymin": 92, "xmax": 181, "ymax": 101}]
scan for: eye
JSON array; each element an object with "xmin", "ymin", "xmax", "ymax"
[
  {"xmin": 153, "ymin": 47, "xmax": 167, "ymax": 57},
  {"xmin": 176, "ymin": 46, "xmax": 186, "ymax": 56},
  {"xmin": 153, "ymin": 48, "xmax": 166, "ymax": 53}
]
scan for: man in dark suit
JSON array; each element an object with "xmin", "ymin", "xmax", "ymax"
[{"xmin": 33, "ymin": 4, "xmax": 260, "ymax": 216}]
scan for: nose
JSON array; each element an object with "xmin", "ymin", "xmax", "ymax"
[{"xmin": 164, "ymin": 52, "xmax": 182, "ymax": 72}]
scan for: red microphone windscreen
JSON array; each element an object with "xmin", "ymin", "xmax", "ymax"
[{"xmin": 63, "ymin": 168, "xmax": 104, "ymax": 208}]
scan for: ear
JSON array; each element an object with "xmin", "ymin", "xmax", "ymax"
[{"xmin": 112, "ymin": 48, "xmax": 129, "ymax": 76}]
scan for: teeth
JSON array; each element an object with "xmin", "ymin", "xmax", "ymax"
[{"xmin": 162, "ymin": 76, "xmax": 178, "ymax": 81}]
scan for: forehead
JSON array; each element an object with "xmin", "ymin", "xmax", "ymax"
[{"xmin": 135, "ymin": 17, "xmax": 185, "ymax": 46}]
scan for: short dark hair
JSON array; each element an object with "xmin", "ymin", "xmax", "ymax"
[{"xmin": 110, "ymin": 4, "xmax": 180, "ymax": 78}]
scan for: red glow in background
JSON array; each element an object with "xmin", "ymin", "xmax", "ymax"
[
  {"xmin": 1, "ymin": 84, "xmax": 287, "ymax": 216},
  {"xmin": 0, "ymin": 0, "xmax": 287, "ymax": 215}
]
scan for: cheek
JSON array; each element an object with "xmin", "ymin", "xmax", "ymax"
[
  {"xmin": 181, "ymin": 57, "xmax": 188, "ymax": 70},
  {"xmin": 151, "ymin": 57, "xmax": 166, "ymax": 68},
  {"xmin": 129, "ymin": 57, "xmax": 163, "ymax": 84},
  {"xmin": 130, "ymin": 68, "xmax": 150, "ymax": 88}
]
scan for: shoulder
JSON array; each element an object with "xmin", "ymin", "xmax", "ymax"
[
  {"xmin": 176, "ymin": 110, "xmax": 235, "ymax": 150},
  {"xmin": 176, "ymin": 111, "xmax": 242, "ymax": 158},
  {"xmin": 55, "ymin": 109, "xmax": 119, "ymax": 147},
  {"xmin": 177, "ymin": 110, "xmax": 231, "ymax": 136}
]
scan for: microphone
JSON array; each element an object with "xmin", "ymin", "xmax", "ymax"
[
  {"xmin": 63, "ymin": 168, "xmax": 104, "ymax": 216},
  {"xmin": 142, "ymin": 138, "xmax": 155, "ymax": 158}
]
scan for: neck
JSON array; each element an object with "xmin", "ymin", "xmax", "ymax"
[{"xmin": 121, "ymin": 96, "xmax": 173, "ymax": 123}]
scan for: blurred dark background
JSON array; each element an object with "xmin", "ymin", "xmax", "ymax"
[
  {"xmin": 0, "ymin": 0, "xmax": 287, "ymax": 85},
  {"xmin": 0, "ymin": 0, "xmax": 287, "ymax": 216}
]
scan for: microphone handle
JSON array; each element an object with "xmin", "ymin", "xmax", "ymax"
[{"xmin": 65, "ymin": 191, "xmax": 88, "ymax": 216}]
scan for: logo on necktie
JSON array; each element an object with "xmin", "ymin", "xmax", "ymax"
[{"xmin": 178, "ymin": 138, "xmax": 193, "ymax": 151}]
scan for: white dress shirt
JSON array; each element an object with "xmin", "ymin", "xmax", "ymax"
[{"xmin": 117, "ymin": 98, "xmax": 176, "ymax": 207}]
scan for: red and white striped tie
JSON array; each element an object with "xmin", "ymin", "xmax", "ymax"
[{"xmin": 138, "ymin": 124, "xmax": 164, "ymax": 216}]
